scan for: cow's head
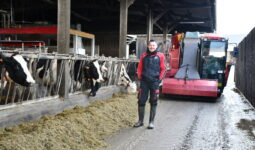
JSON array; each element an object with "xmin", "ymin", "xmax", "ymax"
[
  {"xmin": 100, "ymin": 61, "xmax": 108, "ymax": 73},
  {"xmin": 84, "ymin": 60, "xmax": 109, "ymax": 97},
  {"xmin": 118, "ymin": 64, "xmax": 137, "ymax": 93},
  {"xmin": 0, "ymin": 53, "xmax": 35, "ymax": 87},
  {"xmin": 118, "ymin": 64, "xmax": 132, "ymax": 86},
  {"xmin": 84, "ymin": 59, "xmax": 107, "ymax": 83}
]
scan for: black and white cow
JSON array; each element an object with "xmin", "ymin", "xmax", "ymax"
[
  {"xmin": 118, "ymin": 64, "xmax": 137, "ymax": 93},
  {"xmin": 0, "ymin": 53, "xmax": 36, "ymax": 104},
  {"xmin": 70, "ymin": 60, "xmax": 85, "ymax": 92},
  {"xmin": 34, "ymin": 58, "xmax": 57, "ymax": 98},
  {"xmin": 0, "ymin": 53, "xmax": 35, "ymax": 87},
  {"xmin": 35, "ymin": 58, "xmax": 57, "ymax": 85},
  {"xmin": 84, "ymin": 59, "xmax": 108, "ymax": 97}
]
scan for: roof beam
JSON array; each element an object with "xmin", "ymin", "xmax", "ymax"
[
  {"xmin": 118, "ymin": 0, "xmax": 135, "ymax": 7},
  {"xmin": 155, "ymin": 23, "xmax": 163, "ymax": 32},
  {"xmin": 128, "ymin": 0, "xmax": 135, "ymax": 6},
  {"xmin": 42, "ymin": 0, "xmax": 91, "ymax": 22},
  {"xmin": 153, "ymin": 8, "xmax": 169, "ymax": 24}
]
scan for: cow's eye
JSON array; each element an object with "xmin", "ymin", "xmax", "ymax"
[{"xmin": 15, "ymin": 65, "xmax": 20, "ymax": 70}]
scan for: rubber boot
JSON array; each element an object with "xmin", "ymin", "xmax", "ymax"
[
  {"xmin": 133, "ymin": 106, "xmax": 145, "ymax": 127},
  {"xmin": 148, "ymin": 105, "xmax": 157, "ymax": 129}
]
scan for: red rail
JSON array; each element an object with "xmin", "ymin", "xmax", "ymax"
[{"xmin": 0, "ymin": 27, "xmax": 57, "ymax": 34}]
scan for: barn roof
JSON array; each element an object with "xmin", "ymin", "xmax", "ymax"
[{"xmin": 0, "ymin": 0, "xmax": 216, "ymax": 34}]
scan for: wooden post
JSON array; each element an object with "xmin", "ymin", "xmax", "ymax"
[
  {"xmin": 91, "ymin": 38, "xmax": 95, "ymax": 56},
  {"xmin": 119, "ymin": 0, "xmax": 128, "ymax": 58},
  {"xmin": 73, "ymin": 34, "xmax": 78, "ymax": 54},
  {"xmin": 147, "ymin": 7, "xmax": 153, "ymax": 43},
  {"xmin": 163, "ymin": 25, "xmax": 168, "ymax": 52},
  {"xmin": 57, "ymin": 0, "xmax": 70, "ymax": 98}
]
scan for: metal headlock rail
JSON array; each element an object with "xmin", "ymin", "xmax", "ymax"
[{"xmin": 0, "ymin": 50, "xmax": 139, "ymax": 110}]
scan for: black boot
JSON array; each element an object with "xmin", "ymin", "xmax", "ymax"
[
  {"xmin": 133, "ymin": 106, "xmax": 145, "ymax": 127},
  {"xmin": 148, "ymin": 105, "xmax": 157, "ymax": 129}
]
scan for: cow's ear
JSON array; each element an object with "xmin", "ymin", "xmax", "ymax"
[
  {"xmin": 0, "ymin": 53, "xmax": 6, "ymax": 61},
  {"xmin": 11, "ymin": 52, "xmax": 19, "ymax": 57},
  {"xmin": 23, "ymin": 57, "xmax": 29, "ymax": 63}
]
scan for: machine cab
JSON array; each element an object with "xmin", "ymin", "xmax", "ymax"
[{"xmin": 199, "ymin": 35, "xmax": 228, "ymax": 94}]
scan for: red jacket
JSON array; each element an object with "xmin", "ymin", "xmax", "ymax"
[{"xmin": 137, "ymin": 51, "xmax": 165, "ymax": 81}]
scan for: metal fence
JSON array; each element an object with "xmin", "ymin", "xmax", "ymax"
[
  {"xmin": 235, "ymin": 27, "xmax": 255, "ymax": 106},
  {"xmin": 0, "ymin": 50, "xmax": 138, "ymax": 110}
]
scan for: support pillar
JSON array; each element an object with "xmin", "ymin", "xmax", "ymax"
[
  {"xmin": 57, "ymin": 0, "xmax": 70, "ymax": 98},
  {"xmin": 91, "ymin": 38, "xmax": 95, "ymax": 56},
  {"xmin": 147, "ymin": 8, "xmax": 153, "ymax": 43},
  {"xmin": 163, "ymin": 25, "xmax": 168, "ymax": 52},
  {"xmin": 73, "ymin": 34, "xmax": 78, "ymax": 54},
  {"xmin": 119, "ymin": 0, "xmax": 128, "ymax": 58}
]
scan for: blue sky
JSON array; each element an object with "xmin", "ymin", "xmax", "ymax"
[{"xmin": 216, "ymin": 0, "xmax": 255, "ymax": 35}]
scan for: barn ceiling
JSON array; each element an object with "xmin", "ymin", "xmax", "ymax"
[{"xmin": 0, "ymin": 0, "xmax": 216, "ymax": 34}]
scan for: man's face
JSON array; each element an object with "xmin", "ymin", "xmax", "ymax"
[{"xmin": 148, "ymin": 41, "xmax": 158, "ymax": 52}]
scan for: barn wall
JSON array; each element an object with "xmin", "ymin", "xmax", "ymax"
[
  {"xmin": 136, "ymin": 34, "xmax": 172, "ymax": 58},
  {"xmin": 235, "ymin": 27, "xmax": 255, "ymax": 106},
  {"xmin": 95, "ymin": 32, "xmax": 119, "ymax": 57},
  {"xmin": 93, "ymin": 33, "xmax": 173, "ymax": 58}
]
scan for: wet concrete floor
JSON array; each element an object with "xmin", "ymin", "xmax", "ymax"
[{"xmin": 103, "ymin": 66, "xmax": 255, "ymax": 150}]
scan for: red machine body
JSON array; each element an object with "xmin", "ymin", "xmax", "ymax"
[
  {"xmin": 162, "ymin": 78, "xmax": 218, "ymax": 97},
  {"xmin": 165, "ymin": 33, "xmax": 182, "ymax": 78},
  {"xmin": 162, "ymin": 32, "xmax": 228, "ymax": 98}
]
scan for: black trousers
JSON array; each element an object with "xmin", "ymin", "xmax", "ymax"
[{"xmin": 137, "ymin": 79, "xmax": 160, "ymax": 106}]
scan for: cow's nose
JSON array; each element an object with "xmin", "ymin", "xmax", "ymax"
[
  {"xmin": 27, "ymin": 79, "xmax": 36, "ymax": 84},
  {"xmin": 28, "ymin": 82, "xmax": 37, "ymax": 87}
]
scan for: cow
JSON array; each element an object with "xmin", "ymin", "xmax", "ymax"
[
  {"xmin": 0, "ymin": 53, "xmax": 35, "ymax": 104},
  {"xmin": 35, "ymin": 58, "xmax": 57, "ymax": 85},
  {"xmin": 118, "ymin": 64, "xmax": 137, "ymax": 93},
  {"xmin": 34, "ymin": 58, "xmax": 57, "ymax": 98},
  {"xmin": 70, "ymin": 60, "xmax": 86, "ymax": 92},
  {"xmin": 0, "ymin": 53, "xmax": 35, "ymax": 87},
  {"xmin": 84, "ymin": 59, "xmax": 108, "ymax": 97},
  {"xmin": 127, "ymin": 62, "xmax": 138, "ymax": 81}
]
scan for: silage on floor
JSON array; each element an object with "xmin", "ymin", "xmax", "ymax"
[{"xmin": 0, "ymin": 92, "xmax": 138, "ymax": 150}]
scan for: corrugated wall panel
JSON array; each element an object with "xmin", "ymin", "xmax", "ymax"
[{"xmin": 236, "ymin": 27, "xmax": 255, "ymax": 106}]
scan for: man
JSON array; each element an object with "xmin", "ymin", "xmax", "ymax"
[{"xmin": 134, "ymin": 40, "xmax": 166, "ymax": 129}]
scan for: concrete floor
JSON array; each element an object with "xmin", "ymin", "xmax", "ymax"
[{"xmin": 103, "ymin": 66, "xmax": 255, "ymax": 150}]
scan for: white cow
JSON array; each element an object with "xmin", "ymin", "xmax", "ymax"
[{"xmin": 118, "ymin": 64, "xmax": 137, "ymax": 93}]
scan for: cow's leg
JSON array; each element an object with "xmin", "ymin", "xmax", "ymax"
[
  {"xmin": 89, "ymin": 80, "xmax": 101, "ymax": 97},
  {"xmin": 93, "ymin": 82, "xmax": 101, "ymax": 96},
  {"xmin": 89, "ymin": 79, "xmax": 96, "ymax": 96}
]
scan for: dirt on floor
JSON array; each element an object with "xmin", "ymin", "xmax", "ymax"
[
  {"xmin": 237, "ymin": 119, "xmax": 255, "ymax": 140},
  {"xmin": 0, "ymin": 92, "xmax": 138, "ymax": 150}
]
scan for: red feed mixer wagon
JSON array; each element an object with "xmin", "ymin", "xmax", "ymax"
[{"xmin": 162, "ymin": 32, "xmax": 230, "ymax": 98}]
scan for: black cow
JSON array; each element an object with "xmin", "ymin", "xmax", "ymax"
[
  {"xmin": 84, "ymin": 59, "xmax": 108, "ymax": 97},
  {"xmin": 73, "ymin": 60, "xmax": 84, "ymax": 84},
  {"xmin": 0, "ymin": 53, "xmax": 35, "ymax": 87}
]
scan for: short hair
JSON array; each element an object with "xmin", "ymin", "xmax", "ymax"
[{"xmin": 148, "ymin": 40, "xmax": 157, "ymax": 45}]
